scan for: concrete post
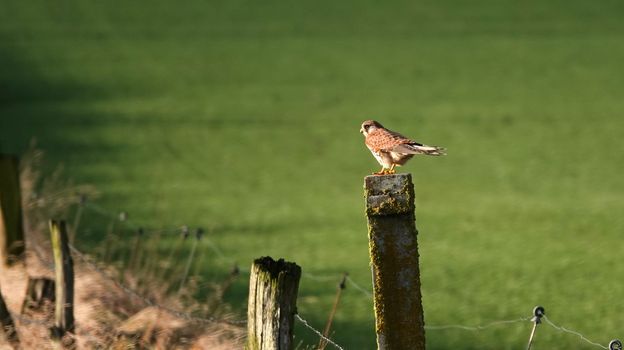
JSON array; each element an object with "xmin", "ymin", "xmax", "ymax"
[{"xmin": 364, "ymin": 174, "xmax": 426, "ymax": 350}]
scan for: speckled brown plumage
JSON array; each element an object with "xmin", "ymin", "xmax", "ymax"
[{"xmin": 360, "ymin": 120, "xmax": 445, "ymax": 175}]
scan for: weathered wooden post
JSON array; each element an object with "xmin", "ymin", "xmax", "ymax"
[
  {"xmin": 49, "ymin": 220, "xmax": 75, "ymax": 340},
  {"xmin": 247, "ymin": 256, "xmax": 301, "ymax": 350},
  {"xmin": 0, "ymin": 154, "xmax": 25, "ymax": 265},
  {"xmin": 364, "ymin": 174, "xmax": 426, "ymax": 350},
  {"xmin": 0, "ymin": 284, "xmax": 19, "ymax": 347}
]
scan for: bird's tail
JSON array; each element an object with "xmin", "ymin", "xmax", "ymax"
[
  {"xmin": 399, "ymin": 143, "xmax": 446, "ymax": 156},
  {"xmin": 418, "ymin": 145, "xmax": 446, "ymax": 156}
]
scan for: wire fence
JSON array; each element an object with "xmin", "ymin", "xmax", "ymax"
[
  {"xmin": 295, "ymin": 314, "xmax": 345, "ymax": 350},
  {"xmin": 424, "ymin": 317, "xmax": 531, "ymax": 331},
  {"xmin": 542, "ymin": 315, "xmax": 615, "ymax": 350},
  {"xmin": 68, "ymin": 244, "xmax": 247, "ymax": 326},
  {"xmin": 23, "ymin": 197, "xmax": 621, "ymax": 350}
]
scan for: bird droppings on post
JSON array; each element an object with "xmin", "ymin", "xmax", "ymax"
[{"xmin": 364, "ymin": 173, "xmax": 426, "ymax": 350}]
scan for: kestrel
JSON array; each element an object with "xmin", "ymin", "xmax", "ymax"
[{"xmin": 360, "ymin": 120, "xmax": 446, "ymax": 175}]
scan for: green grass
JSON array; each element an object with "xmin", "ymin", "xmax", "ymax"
[{"xmin": 2, "ymin": 1, "xmax": 624, "ymax": 348}]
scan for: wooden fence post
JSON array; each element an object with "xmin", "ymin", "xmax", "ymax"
[
  {"xmin": 0, "ymin": 283, "xmax": 19, "ymax": 347},
  {"xmin": 0, "ymin": 154, "xmax": 25, "ymax": 265},
  {"xmin": 247, "ymin": 256, "xmax": 301, "ymax": 350},
  {"xmin": 364, "ymin": 174, "xmax": 426, "ymax": 350},
  {"xmin": 49, "ymin": 220, "xmax": 75, "ymax": 340}
]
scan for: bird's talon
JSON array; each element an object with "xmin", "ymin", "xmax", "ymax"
[{"xmin": 372, "ymin": 169, "xmax": 396, "ymax": 175}]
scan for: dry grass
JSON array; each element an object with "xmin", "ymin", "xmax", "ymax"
[{"xmin": 0, "ymin": 145, "xmax": 245, "ymax": 349}]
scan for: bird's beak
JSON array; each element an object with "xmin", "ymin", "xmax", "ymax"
[{"xmin": 359, "ymin": 127, "xmax": 364, "ymax": 134}]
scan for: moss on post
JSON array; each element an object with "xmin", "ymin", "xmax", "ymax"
[
  {"xmin": 0, "ymin": 154, "xmax": 25, "ymax": 266},
  {"xmin": 364, "ymin": 174, "xmax": 426, "ymax": 350},
  {"xmin": 247, "ymin": 256, "xmax": 301, "ymax": 350}
]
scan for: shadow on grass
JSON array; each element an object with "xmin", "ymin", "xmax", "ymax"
[
  {"xmin": 0, "ymin": 45, "xmax": 494, "ymax": 350},
  {"xmin": 0, "ymin": 46, "xmax": 111, "ymax": 157}
]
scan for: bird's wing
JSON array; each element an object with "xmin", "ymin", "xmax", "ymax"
[{"xmin": 365, "ymin": 128, "xmax": 414, "ymax": 151}]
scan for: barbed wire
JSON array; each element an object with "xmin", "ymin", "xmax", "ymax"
[{"xmin": 295, "ymin": 314, "xmax": 344, "ymax": 350}]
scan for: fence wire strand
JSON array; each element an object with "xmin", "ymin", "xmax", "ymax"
[
  {"xmin": 83, "ymin": 203, "xmax": 180, "ymax": 236},
  {"xmin": 345, "ymin": 276, "xmax": 373, "ymax": 298},
  {"xmin": 542, "ymin": 315, "xmax": 608, "ymax": 349},
  {"xmin": 295, "ymin": 314, "xmax": 344, "ymax": 350},
  {"xmin": 304, "ymin": 273, "xmax": 341, "ymax": 282},
  {"xmin": 425, "ymin": 317, "xmax": 531, "ymax": 331}
]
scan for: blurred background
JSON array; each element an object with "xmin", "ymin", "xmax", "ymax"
[{"xmin": 1, "ymin": 0, "xmax": 624, "ymax": 348}]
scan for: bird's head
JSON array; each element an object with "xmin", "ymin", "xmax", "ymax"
[{"xmin": 360, "ymin": 120, "xmax": 383, "ymax": 137}]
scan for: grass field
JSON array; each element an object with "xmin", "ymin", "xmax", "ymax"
[{"xmin": 2, "ymin": 1, "xmax": 624, "ymax": 348}]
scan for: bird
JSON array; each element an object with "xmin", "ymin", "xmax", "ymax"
[{"xmin": 360, "ymin": 120, "xmax": 446, "ymax": 175}]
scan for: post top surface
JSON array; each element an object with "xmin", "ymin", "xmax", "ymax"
[
  {"xmin": 364, "ymin": 174, "xmax": 413, "ymax": 194},
  {"xmin": 364, "ymin": 174, "xmax": 415, "ymax": 215},
  {"xmin": 253, "ymin": 256, "xmax": 301, "ymax": 278}
]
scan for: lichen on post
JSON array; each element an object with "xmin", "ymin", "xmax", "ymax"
[
  {"xmin": 364, "ymin": 173, "xmax": 426, "ymax": 350},
  {"xmin": 247, "ymin": 256, "xmax": 301, "ymax": 350}
]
